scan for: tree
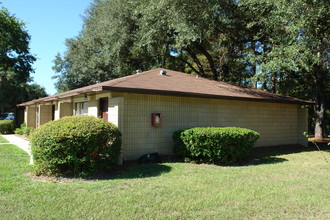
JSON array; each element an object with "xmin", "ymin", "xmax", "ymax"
[
  {"xmin": 24, "ymin": 83, "xmax": 48, "ymax": 102},
  {"xmin": 54, "ymin": 0, "xmax": 329, "ymax": 138},
  {"xmin": 0, "ymin": 6, "xmax": 46, "ymax": 112},
  {"xmin": 53, "ymin": 0, "xmax": 249, "ymax": 91},
  {"xmin": 239, "ymin": 0, "xmax": 330, "ymax": 138},
  {"xmin": 133, "ymin": 0, "xmax": 252, "ymax": 83},
  {"xmin": 53, "ymin": 0, "xmax": 156, "ymax": 91}
]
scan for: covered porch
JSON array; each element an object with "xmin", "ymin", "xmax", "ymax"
[{"xmin": 21, "ymin": 93, "xmax": 124, "ymax": 129}]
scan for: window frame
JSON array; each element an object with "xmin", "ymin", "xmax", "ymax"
[{"xmin": 74, "ymin": 102, "xmax": 88, "ymax": 116}]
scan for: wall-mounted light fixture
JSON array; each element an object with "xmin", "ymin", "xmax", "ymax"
[{"xmin": 84, "ymin": 94, "xmax": 88, "ymax": 101}]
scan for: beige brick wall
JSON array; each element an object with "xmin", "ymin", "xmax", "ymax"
[
  {"xmin": 39, "ymin": 104, "xmax": 53, "ymax": 126},
  {"xmin": 26, "ymin": 106, "xmax": 36, "ymax": 128},
  {"xmin": 24, "ymin": 91, "xmax": 308, "ymax": 160},
  {"xmin": 110, "ymin": 92, "xmax": 307, "ymax": 160},
  {"xmin": 59, "ymin": 102, "xmax": 73, "ymax": 118},
  {"xmin": 297, "ymin": 107, "xmax": 308, "ymax": 146}
]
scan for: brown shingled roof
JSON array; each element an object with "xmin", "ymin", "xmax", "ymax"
[{"xmin": 18, "ymin": 68, "xmax": 313, "ymax": 106}]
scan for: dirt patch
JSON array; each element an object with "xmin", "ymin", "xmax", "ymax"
[
  {"xmin": 309, "ymin": 136, "xmax": 330, "ymax": 144},
  {"xmin": 26, "ymin": 162, "xmax": 142, "ymax": 183},
  {"xmin": 26, "ymin": 172, "xmax": 89, "ymax": 183}
]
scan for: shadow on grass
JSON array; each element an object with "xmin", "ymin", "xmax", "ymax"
[
  {"xmin": 87, "ymin": 164, "xmax": 172, "ymax": 181},
  {"xmin": 253, "ymin": 144, "xmax": 330, "ymax": 157},
  {"xmin": 243, "ymin": 144, "xmax": 330, "ymax": 166},
  {"xmin": 244, "ymin": 156, "xmax": 288, "ymax": 166},
  {"xmin": 116, "ymin": 164, "xmax": 172, "ymax": 179},
  {"xmin": 31, "ymin": 144, "xmax": 329, "ymax": 182}
]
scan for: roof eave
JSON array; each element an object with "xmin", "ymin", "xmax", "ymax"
[
  {"xmin": 101, "ymin": 86, "xmax": 314, "ymax": 105},
  {"xmin": 16, "ymin": 85, "xmax": 314, "ymax": 107}
]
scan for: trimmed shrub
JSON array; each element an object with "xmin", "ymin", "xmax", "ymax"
[
  {"xmin": 175, "ymin": 127, "xmax": 260, "ymax": 164},
  {"xmin": 172, "ymin": 129, "xmax": 186, "ymax": 156},
  {"xmin": 14, "ymin": 123, "xmax": 25, "ymax": 135},
  {"xmin": 30, "ymin": 116, "xmax": 122, "ymax": 177},
  {"xmin": 14, "ymin": 126, "xmax": 23, "ymax": 135},
  {"xmin": 15, "ymin": 123, "xmax": 35, "ymax": 137},
  {"xmin": 0, "ymin": 120, "xmax": 14, "ymax": 134}
]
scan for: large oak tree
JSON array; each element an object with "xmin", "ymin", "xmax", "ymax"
[{"xmin": 53, "ymin": 0, "xmax": 329, "ymax": 138}]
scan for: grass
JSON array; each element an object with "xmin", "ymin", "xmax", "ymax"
[
  {"xmin": 0, "ymin": 144, "xmax": 329, "ymax": 219},
  {"xmin": 0, "ymin": 135, "xmax": 9, "ymax": 143}
]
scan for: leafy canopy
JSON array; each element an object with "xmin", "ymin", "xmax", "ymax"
[
  {"xmin": 53, "ymin": 0, "xmax": 329, "ymax": 137},
  {"xmin": 0, "ymin": 6, "xmax": 47, "ymax": 112}
]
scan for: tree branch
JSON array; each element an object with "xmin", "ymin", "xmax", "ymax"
[
  {"xmin": 194, "ymin": 42, "xmax": 218, "ymax": 80},
  {"xmin": 185, "ymin": 47, "xmax": 206, "ymax": 77}
]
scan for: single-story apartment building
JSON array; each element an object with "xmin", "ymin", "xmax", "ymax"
[{"xmin": 18, "ymin": 68, "xmax": 312, "ymax": 161}]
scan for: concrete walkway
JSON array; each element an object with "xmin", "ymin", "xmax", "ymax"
[{"xmin": 1, "ymin": 134, "xmax": 33, "ymax": 165}]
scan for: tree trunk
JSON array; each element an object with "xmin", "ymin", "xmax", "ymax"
[
  {"xmin": 313, "ymin": 64, "xmax": 328, "ymax": 139},
  {"xmin": 185, "ymin": 47, "xmax": 206, "ymax": 77},
  {"xmin": 313, "ymin": 42, "xmax": 328, "ymax": 139},
  {"xmin": 252, "ymin": 64, "xmax": 257, "ymax": 89},
  {"xmin": 314, "ymin": 96, "xmax": 327, "ymax": 139},
  {"xmin": 271, "ymin": 73, "xmax": 277, "ymax": 93},
  {"xmin": 220, "ymin": 63, "xmax": 230, "ymax": 81}
]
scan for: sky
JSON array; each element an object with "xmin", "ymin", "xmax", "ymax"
[{"xmin": 1, "ymin": 0, "xmax": 93, "ymax": 95}]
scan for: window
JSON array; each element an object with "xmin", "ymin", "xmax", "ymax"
[{"xmin": 74, "ymin": 102, "xmax": 88, "ymax": 116}]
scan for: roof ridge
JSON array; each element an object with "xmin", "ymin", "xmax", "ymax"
[{"xmin": 105, "ymin": 68, "xmax": 159, "ymax": 87}]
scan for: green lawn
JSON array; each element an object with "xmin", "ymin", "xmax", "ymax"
[
  {"xmin": 0, "ymin": 135, "xmax": 9, "ymax": 143},
  {"xmin": 0, "ymin": 144, "xmax": 329, "ymax": 219}
]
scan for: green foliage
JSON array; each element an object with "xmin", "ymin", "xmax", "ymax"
[
  {"xmin": 52, "ymin": 0, "xmax": 147, "ymax": 92},
  {"xmin": 239, "ymin": 0, "xmax": 329, "ymax": 137},
  {"xmin": 177, "ymin": 127, "xmax": 260, "ymax": 164},
  {"xmin": 0, "ymin": 8, "xmax": 35, "ymax": 82},
  {"xmin": 53, "ymin": 0, "xmax": 328, "ymax": 137},
  {"xmin": 24, "ymin": 83, "xmax": 48, "ymax": 102},
  {"xmin": 14, "ymin": 124, "xmax": 24, "ymax": 135},
  {"xmin": 30, "ymin": 116, "xmax": 122, "ymax": 177},
  {"xmin": 0, "ymin": 120, "xmax": 14, "ymax": 134},
  {"xmin": 172, "ymin": 129, "xmax": 186, "ymax": 156},
  {"xmin": 52, "ymin": 0, "xmax": 247, "ymax": 91},
  {"xmin": 0, "ymin": 7, "xmax": 46, "ymax": 112},
  {"xmin": 14, "ymin": 123, "xmax": 35, "ymax": 137}
]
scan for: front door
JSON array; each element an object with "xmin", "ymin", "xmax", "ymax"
[{"xmin": 99, "ymin": 98, "xmax": 108, "ymax": 121}]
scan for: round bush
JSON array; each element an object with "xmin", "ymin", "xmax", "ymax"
[
  {"xmin": 0, "ymin": 120, "xmax": 14, "ymax": 134},
  {"xmin": 30, "ymin": 116, "xmax": 122, "ymax": 176},
  {"xmin": 177, "ymin": 127, "xmax": 260, "ymax": 164}
]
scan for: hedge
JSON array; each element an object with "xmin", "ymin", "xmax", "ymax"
[
  {"xmin": 14, "ymin": 123, "xmax": 35, "ymax": 137},
  {"xmin": 0, "ymin": 120, "xmax": 14, "ymax": 134},
  {"xmin": 172, "ymin": 129, "xmax": 186, "ymax": 156},
  {"xmin": 30, "ymin": 116, "xmax": 122, "ymax": 177},
  {"xmin": 174, "ymin": 127, "xmax": 260, "ymax": 164}
]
